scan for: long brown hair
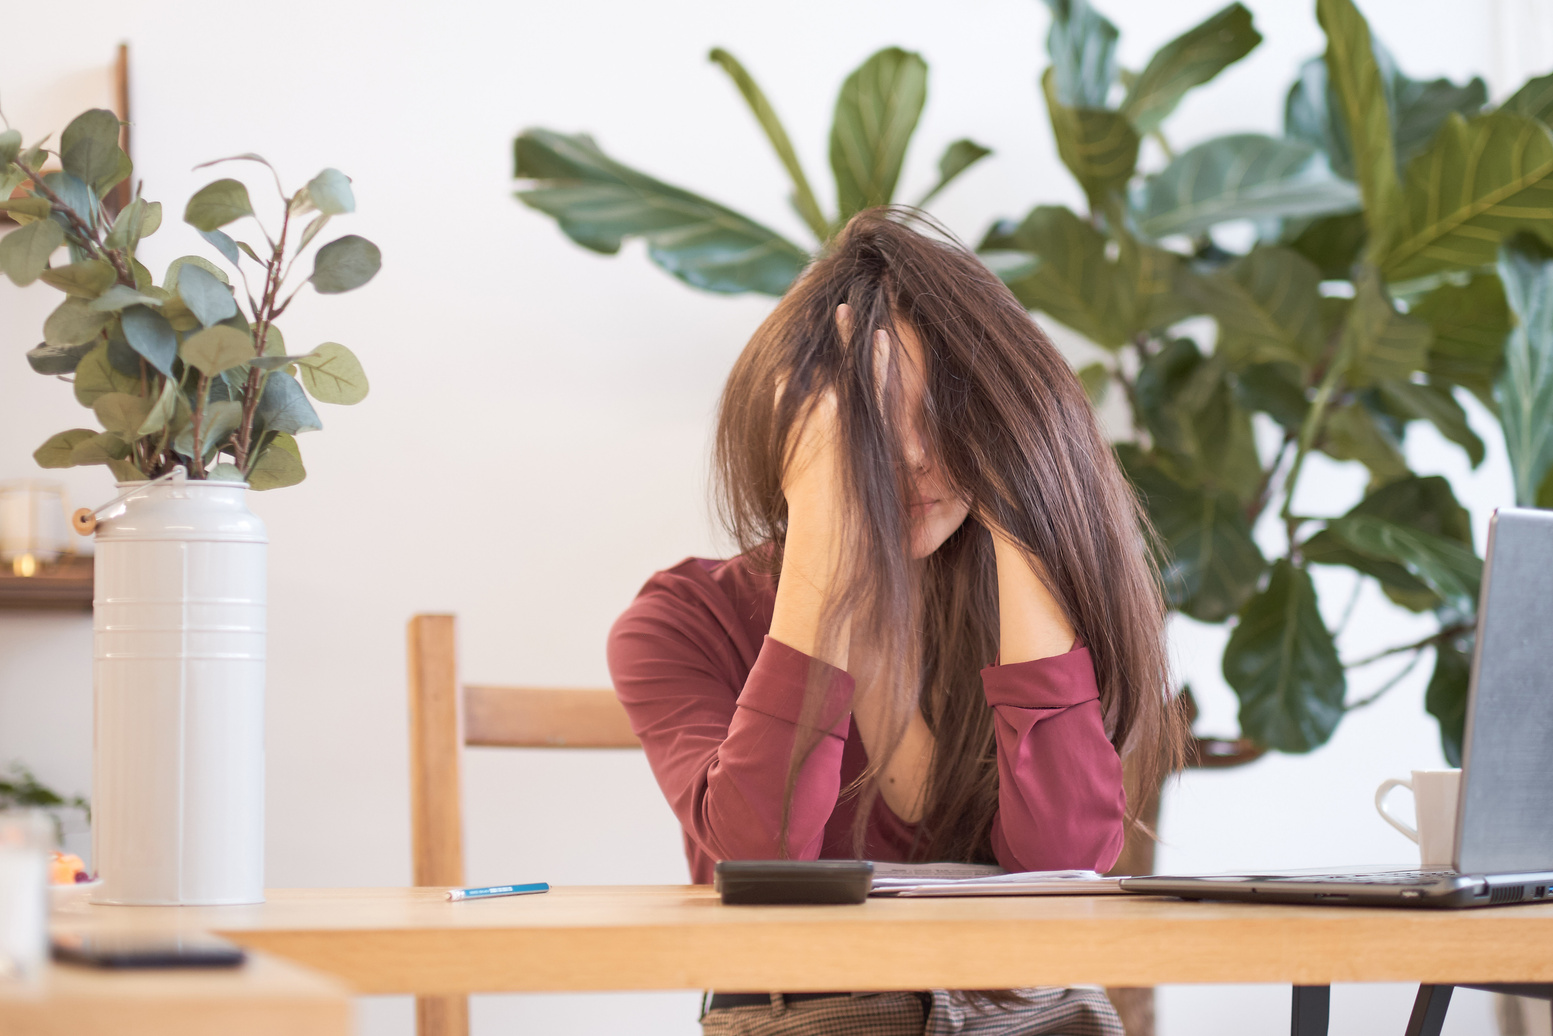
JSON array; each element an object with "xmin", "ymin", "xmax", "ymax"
[{"xmin": 715, "ymin": 207, "xmax": 1185, "ymax": 863}]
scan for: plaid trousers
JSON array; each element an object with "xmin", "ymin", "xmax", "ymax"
[{"xmin": 701, "ymin": 987, "xmax": 1125, "ymax": 1036}]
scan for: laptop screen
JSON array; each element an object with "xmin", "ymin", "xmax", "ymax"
[{"xmin": 1457, "ymin": 508, "xmax": 1553, "ymax": 874}]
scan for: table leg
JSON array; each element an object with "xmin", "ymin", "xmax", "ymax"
[
  {"xmin": 1404, "ymin": 985, "xmax": 1453, "ymax": 1036},
  {"xmin": 1291, "ymin": 985, "xmax": 1330, "ymax": 1036}
]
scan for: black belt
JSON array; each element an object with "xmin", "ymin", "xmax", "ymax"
[{"xmin": 707, "ymin": 992, "xmax": 851, "ymax": 1011}]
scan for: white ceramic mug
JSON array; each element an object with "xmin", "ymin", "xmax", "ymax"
[{"xmin": 1375, "ymin": 769, "xmax": 1461, "ymax": 868}]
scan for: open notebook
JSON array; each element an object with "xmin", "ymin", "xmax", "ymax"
[{"xmin": 869, "ymin": 862, "xmax": 1125, "ymax": 897}]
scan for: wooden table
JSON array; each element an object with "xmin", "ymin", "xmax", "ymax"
[
  {"xmin": 0, "ymin": 949, "xmax": 351, "ymax": 1036},
  {"xmin": 48, "ymin": 886, "xmax": 1553, "ymax": 997}
]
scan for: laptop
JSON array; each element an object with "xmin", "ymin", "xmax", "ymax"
[{"xmin": 1121, "ymin": 507, "xmax": 1553, "ymax": 908}]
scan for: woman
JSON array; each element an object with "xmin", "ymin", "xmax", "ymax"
[{"xmin": 608, "ymin": 209, "xmax": 1185, "ymax": 1036}]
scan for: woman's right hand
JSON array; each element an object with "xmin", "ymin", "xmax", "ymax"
[{"xmin": 780, "ymin": 385, "xmax": 843, "ymax": 517}]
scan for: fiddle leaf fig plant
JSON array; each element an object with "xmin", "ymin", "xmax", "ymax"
[{"xmin": 3, "ymin": 110, "xmax": 378, "ymax": 489}]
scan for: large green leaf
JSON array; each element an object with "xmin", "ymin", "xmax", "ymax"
[
  {"xmin": 43, "ymin": 298, "xmax": 112, "ymax": 348},
  {"xmin": 1342, "ymin": 267, "xmax": 1431, "ymax": 387},
  {"xmin": 255, "ymin": 373, "xmax": 322, "ymax": 436},
  {"xmin": 176, "ymin": 262, "xmax": 239, "ymax": 328},
  {"xmin": 1133, "ymin": 339, "xmax": 1262, "ymax": 501},
  {"xmin": 39, "ymin": 259, "xmax": 116, "ymax": 299},
  {"xmin": 303, "ymin": 168, "xmax": 355, "ymax": 216},
  {"xmin": 1129, "ymin": 458, "xmax": 1266, "ymax": 623},
  {"xmin": 1040, "ymin": 0, "xmax": 1118, "ymax": 108},
  {"xmin": 1320, "ymin": 399, "xmax": 1409, "ymax": 485},
  {"xmin": 296, "ymin": 343, "xmax": 368, "ymax": 404},
  {"xmin": 72, "ymin": 342, "xmax": 140, "ymax": 407},
  {"xmin": 184, "ymin": 179, "xmax": 254, "ymax": 232},
  {"xmin": 1042, "ymin": 69, "xmax": 1139, "ymax": 206},
  {"xmin": 1303, "ymin": 474, "xmax": 1472, "ymax": 612},
  {"xmin": 120, "ymin": 306, "xmax": 179, "ymax": 378},
  {"xmin": 181, "ymin": 325, "xmax": 255, "ymax": 376},
  {"xmin": 27, "ymin": 340, "xmax": 98, "ymax": 375},
  {"xmin": 1503, "ymin": 72, "xmax": 1553, "ymax": 128},
  {"xmin": 59, "ymin": 109, "xmax": 123, "ymax": 193},
  {"xmin": 708, "ymin": 48, "xmax": 828, "ymax": 240},
  {"xmin": 1121, "ymin": 3, "xmax": 1261, "ymax": 136},
  {"xmin": 1178, "ymin": 244, "xmax": 1325, "ymax": 369},
  {"xmin": 1223, "ymin": 559, "xmax": 1346, "ymax": 752},
  {"xmin": 1234, "ymin": 362, "xmax": 1310, "ymax": 431},
  {"xmin": 33, "ymin": 429, "xmax": 98, "ymax": 469},
  {"xmin": 828, "ymin": 47, "xmax": 928, "ymax": 223},
  {"xmin": 1135, "ymin": 134, "xmax": 1360, "ymax": 239},
  {"xmin": 0, "ymin": 217, "xmax": 64, "ymax": 286},
  {"xmin": 1381, "ymin": 112, "xmax": 1553, "ymax": 281},
  {"xmin": 1494, "ymin": 232, "xmax": 1553, "ymax": 505},
  {"xmin": 1320, "ymin": 513, "xmax": 1482, "ymax": 615},
  {"xmin": 1316, "ymin": 0, "xmax": 1401, "ymax": 262},
  {"xmin": 1374, "ymin": 380, "xmax": 1484, "ymax": 467},
  {"xmin": 982, "ymin": 205, "xmax": 1184, "ymax": 347},
  {"xmin": 1425, "ymin": 634, "xmax": 1472, "ymax": 766},
  {"xmin": 246, "ymin": 432, "xmax": 306, "ymax": 490},
  {"xmin": 915, "ymin": 139, "xmax": 992, "ymax": 208},
  {"xmin": 1410, "ymin": 273, "xmax": 1510, "ymax": 409},
  {"xmin": 515, "ymin": 129, "xmax": 808, "ymax": 296},
  {"xmin": 1285, "ymin": 211, "xmax": 1367, "ymax": 279}
]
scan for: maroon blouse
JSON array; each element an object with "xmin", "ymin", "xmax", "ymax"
[{"xmin": 606, "ymin": 555, "xmax": 1126, "ymax": 885}]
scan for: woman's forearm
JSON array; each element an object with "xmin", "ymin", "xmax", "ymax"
[
  {"xmin": 993, "ymin": 531, "xmax": 1076, "ymax": 662},
  {"xmin": 768, "ymin": 495, "xmax": 851, "ymax": 669}
]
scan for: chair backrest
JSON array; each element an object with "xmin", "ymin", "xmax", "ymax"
[
  {"xmin": 406, "ymin": 613, "xmax": 642, "ymax": 1036},
  {"xmin": 406, "ymin": 613, "xmax": 641, "ymax": 888}
]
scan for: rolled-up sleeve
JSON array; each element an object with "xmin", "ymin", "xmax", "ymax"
[{"xmin": 981, "ymin": 646, "xmax": 1126, "ymax": 872}]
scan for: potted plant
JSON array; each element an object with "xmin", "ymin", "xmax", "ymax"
[{"xmin": 0, "ymin": 109, "xmax": 378, "ymax": 904}]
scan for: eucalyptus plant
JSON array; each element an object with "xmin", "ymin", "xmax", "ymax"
[
  {"xmin": 511, "ymin": 1, "xmax": 1553, "ymax": 767},
  {"xmin": 0, "ymin": 109, "xmax": 377, "ymax": 488},
  {"xmin": 513, "ymin": 46, "xmax": 991, "ymax": 294}
]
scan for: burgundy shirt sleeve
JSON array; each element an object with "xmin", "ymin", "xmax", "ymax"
[
  {"xmin": 981, "ymin": 645, "xmax": 1126, "ymax": 873},
  {"xmin": 608, "ymin": 578, "xmax": 852, "ymax": 865}
]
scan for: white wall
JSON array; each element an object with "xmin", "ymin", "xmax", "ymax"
[{"xmin": 1, "ymin": 2, "xmax": 1546, "ymax": 1034}]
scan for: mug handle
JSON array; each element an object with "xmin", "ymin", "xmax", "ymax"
[{"xmin": 1375, "ymin": 778, "xmax": 1419, "ymax": 843}]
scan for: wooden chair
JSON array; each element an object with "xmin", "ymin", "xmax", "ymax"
[{"xmin": 407, "ymin": 613, "xmax": 641, "ymax": 1036}]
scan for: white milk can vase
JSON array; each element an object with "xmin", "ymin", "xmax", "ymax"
[{"xmin": 89, "ymin": 473, "xmax": 266, "ymax": 905}]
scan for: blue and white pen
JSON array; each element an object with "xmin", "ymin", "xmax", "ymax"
[{"xmin": 446, "ymin": 882, "xmax": 550, "ymax": 901}]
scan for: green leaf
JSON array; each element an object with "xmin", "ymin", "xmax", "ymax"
[
  {"xmin": 1494, "ymin": 232, "xmax": 1553, "ymax": 505},
  {"xmin": 246, "ymin": 432, "xmax": 306, "ymax": 490},
  {"xmin": 180, "ymin": 324, "xmax": 254, "ymax": 376},
  {"xmin": 27, "ymin": 340, "xmax": 98, "ymax": 374},
  {"xmin": 296, "ymin": 216, "xmax": 329, "ymax": 253},
  {"xmin": 514, "ymin": 128, "xmax": 808, "ymax": 296},
  {"xmin": 102, "ymin": 197, "xmax": 144, "ymax": 252},
  {"xmin": 1374, "ymin": 380, "xmax": 1484, "ymax": 467},
  {"xmin": 828, "ymin": 47, "xmax": 928, "ymax": 222},
  {"xmin": 1179, "ymin": 244, "xmax": 1325, "ymax": 369},
  {"xmin": 0, "ymin": 217, "xmax": 64, "ymax": 286},
  {"xmin": 43, "ymin": 297, "xmax": 112, "ymax": 348},
  {"xmin": 1134, "ymin": 339, "xmax": 1262, "ymax": 501},
  {"xmin": 1040, "ymin": 0, "xmax": 1119, "ymax": 108},
  {"xmin": 1223, "ymin": 559, "xmax": 1346, "ymax": 753},
  {"xmin": 708, "ymin": 48, "xmax": 828, "ymax": 240},
  {"xmin": 59, "ymin": 109, "xmax": 123, "ymax": 190},
  {"xmin": 73, "ymin": 342, "xmax": 140, "ymax": 406},
  {"xmin": 296, "ymin": 343, "xmax": 368, "ymax": 404},
  {"xmin": 176, "ymin": 262, "xmax": 238, "ymax": 327},
  {"xmin": 1320, "ymin": 513, "xmax": 1482, "ymax": 614},
  {"xmin": 310, "ymin": 234, "xmax": 381, "ymax": 294},
  {"xmin": 1042, "ymin": 68, "xmax": 1139, "ymax": 207},
  {"xmin": 1135, "ymin": 135, "xmax": 1359, "ymax": 239},
  {"xmin": 71, "ymin": 431, "xmax": 132, "ymax": 467},
  {"xmin": 183, "ymin": 178, "xmax": 254, "ymax": 231},
  {"xmin": 984, "ymin": 206, "xmax": 1189, "ymax": 347},
  {"xmin": 0, "ymin": 197, "xmax": 54, "ymax": 221},
  {"xmin": 1077, "ymin": 361, "xmax": 1109, "ymax": 405},
  {"xmin": 1316, "ymin": 0, "xmax": 1401, "ymax": 263},
  {"xmin": 165, "ymin": 254, "xmax": 229, "ymax": 288},
  {"xmin": 209, "ymin": 462, "xmax": 244, "ymax": 482},
  {"xmin": 1392, "ymin": 74, "xmax": 1488, "ymax": 168},
  {"xmin": 1321, "ymin": 400, "xmax": 1409, "ymax": 485},
  {"xmin": 33, "ymin": 429, "xmax": 98, "ymax": 469},
  {"xmin": 133, "ymin": 377, "xmax": 179, "ymax": 437},
  {"xmin": 199, "ymin": 228, "xmax": 242, "ymax": 266},
  {"xmin": 1412, "ymin": 273, "xmax": 1510, "ymax": 409},
  {"xmin": 0, "ymin": 128, "xmax": 20, "ymax": 165},
  {"xmin": 1381, "ymin": 112, "xmax": 1553, "ymax": 281},
  {"xmin": 1342, "ymin": 268, "xmax": 1431, "ymax": 388},
  {"xmin": 92, "ymin": 392, "xmax": 153, "ymax": 439},
  {"xmin": 1129, "ymin": 461, "xmax": 1266, "ymax": 622},
  {"xmin": 120, "ymin": 305, "xmax": 178, "ymax": 377},
  {"xmin": 1425, "ymin": 636, "xmax": 1471, "ymax": 766},
  {"xmin": 1121, "ymin": 3, "xmax": 1261, "ymax": 136},
  {"xmin": 88, "ymin": 284, "xmax": 162, "ymax": 312},
  {"xmin": 915, "ymin": 139, "xmax": 992, "ymax": 208},
  {"xmin": 1234, "ymin": 362, "xmax": 1310, "ymax": 431},
  {"xmin": 1503, "ymin": 71, "xmax": 1553, "ymax": 127},
  {"xmin": 305, "ymin": 168, "xmax": 355, "ymax": 215},
  {"xmin": 39, "ymin": 259, "xmax": 116, "ymax": 298},
  {"xmin": 255, "ymin": 373, "xmax": 322, "ymax": 436}
]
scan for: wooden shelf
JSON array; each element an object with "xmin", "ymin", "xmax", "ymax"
[{"xmin": 0, "ymin": 554, "xmax": 93, "ymax": 610}]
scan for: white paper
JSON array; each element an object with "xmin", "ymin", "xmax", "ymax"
[{"xmin": 868, "ymin": 862, "xmax": 1125, "ymax": 897}]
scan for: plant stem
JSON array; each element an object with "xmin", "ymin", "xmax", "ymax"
[
  {"xmin": 190, "ymin": 374, "xmax": 210, "ymax": 479},
  {"xmin": 1345, "ymin": 647, "xmax": 1427, "ymax": 710},
  {"xmin": 233, "ymin": 204, "xmax": 292, "ymax": 471},
  {"xmin": 1279, "ymin": 352, "xmax": 1348, "ymax": 549},
  {"xmin": 14, "ymin": 158, "xmax": 133, "ymax": 286},
  {"xmin": 1345, "ymin": 621, "xmax": 1473, "ymax": 669},
  {"xmin": 1247, "ymin": 432, "xmax": 1296, "ymax": 524}
]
